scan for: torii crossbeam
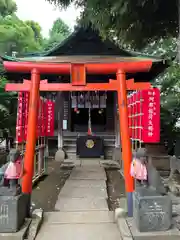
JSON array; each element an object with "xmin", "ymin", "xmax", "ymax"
[{"xmin": 4, "ymin": 60, "xmax": 152, "ymax": 217}]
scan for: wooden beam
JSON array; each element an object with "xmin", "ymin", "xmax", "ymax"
[
  {"xmin": 3, "ymin": 60, "xmax": 153, "ymax": 74},
  {"xmin": 5, "ymin": 79, "xmax": 152, "ymax": 92}
]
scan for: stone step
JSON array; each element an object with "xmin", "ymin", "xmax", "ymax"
[
  {"xmin": 44, "ymin": 211, "xmax": 114, "ymax": 224},
  {"xmin": 36, "ymin": 223, "xmax": 121, "ymax": 240},
  {"xmin": 69, "ymin": 171, "xmax": 107, "ymax": 180},
  {"xmin": 80, "ymin": 159, "xmax": 101, "ymax": 166},
  {"xmin": 75, "ymin": 165, "xmax": 104, "ymax": 171},
  {"xmin": 59, "ymin": 186, "xmax": 107, "ymax": 198},
  {"xmin": 64, "ymin": 180, "xmax": 106, "ymax": 188},
  {"xmin": 55, "ymin": 197, "xmax": 108, "ymax": 211}
]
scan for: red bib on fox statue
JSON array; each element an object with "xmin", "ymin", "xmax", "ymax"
[{"xmin": 4, "ymin": 149, "xmax": 23, "ymax": 180}]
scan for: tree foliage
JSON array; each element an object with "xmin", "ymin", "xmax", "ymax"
[
  {"xmin": 25, "ymin": 20, "xmax": 44, "ymax": 46},
  {"xmin": 0, "ymin": 0, "xmax": 17, "ymax": 17},
  {"xmin": 44, "ymin": 18, "xmax": 71, "ymax": 50},
  {"xmin": 0, "ymin": 0, "xmax": 71, "ymax": 137},
  {"xmin": 0, "ymin": 0, "xmax": 45, "ymax": 136},
  {"xmin": 0, "ymin": 0, "xmax": 45, "ymax": 55},
  {"xmin": 0, "ymin": 77, "xmax": 17, "ymax": 135},
  {"xmin": 46, "ymin": 0, "xmax": 178, "ymax": 48},
  {"xmin": 0, "ymin": 16, "xmax": 44, "ymax": 55}
]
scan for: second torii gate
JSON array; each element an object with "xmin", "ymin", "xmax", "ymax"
[{"xmin": 4, "ymin": 60, "xmax": 153, "ymax": 217}]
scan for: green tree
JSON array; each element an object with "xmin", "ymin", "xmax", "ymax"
[
  {"xmin": 0, "ymin": 15, "xmax": 44, "ymax": 55},
  {"xmin": 25, "ymin": 20, "xmax": 44, "ymax": 46},
  {"xmin": 46, "ymin": 0, "xmax": 178, "ymax": 48},
  {"xmin": 44, "ymin": 18, "xmax": 71, "ymax": 50},
  {"xmin": 0, "ymin": 77, "xmax": 17, "ymax": 136},
  {"xmin": 0, "ymin": 0, "xmax": 17, "ymax": 17}
]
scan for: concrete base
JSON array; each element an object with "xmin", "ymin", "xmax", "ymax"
[
  {"xmin": 128, "ymin": 218, "xmax": 180, "ymax": 240},
  {"xmin": 0, "ymin": 219, "xmax": 31, "ymax": 240},
  {"xmin": 116, "ymin": 217, "xmax": 180, "ymax": 240}
]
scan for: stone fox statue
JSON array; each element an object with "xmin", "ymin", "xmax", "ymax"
[
  {"xmin": 130, "ymin": 148, "xmax": 148, "ymax": 183},
  {"xmin": 0, "ymin": 149, "xmax": 23, "ymax": 188},
  {"xmin": 131, "ymin": 148, "xmax": 166, "ymax": 195}
]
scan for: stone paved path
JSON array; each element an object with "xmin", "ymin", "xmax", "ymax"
[{"xmin": 36, "ymin": 159, "xmax": 121, "ymax": 240}]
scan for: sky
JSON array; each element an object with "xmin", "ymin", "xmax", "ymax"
[{"xmin": 15, "ymin": 0, "xmax": 81, "ymax": 37}]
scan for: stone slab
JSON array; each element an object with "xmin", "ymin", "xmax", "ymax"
[
  {"xmin": 0, "ymin": 219, "xmax": 31, "ymax": 240},
  {"xmin": 74, "ymin": 166, "xmax": 105, "ymax": 173},
  {"xmin": 59, "ymin": 186, "xmax": 107, "ymax": 198},
  {"xmin": 62, "ymin": 159, "xmax": 81, "ymax": 166},
  {"xmin": 79, "ymin": 167, "xmax": 104, "ymax": 173},
  {"xmin": 116, "ymin": 217, "xmax": 133, "ymax": 240},
  {"xmin": 127, "ymin": 218, "xmax": 180, "ymax": 240},
  {"xmin": 36, "ymin": 223, "xmax": 121, "ymax": 240},
  {"xmin": 64, "ymin": 180, "xmax": 106, "ymax": 188},
  {"xmin": 44, "ymin": 211, "xmax": 114, "ymax": 224},
  {"xmin": 26, "ymin": 209, "xmax": 43, "ymax": 240},
  {"xmin": 81, "ymin": 159, "xmax": 101, "ymax": 166},
  {"xmin": 100, "ymin": 160, "xmax": 120, "ymax": 169},
  {"xmin": 55, "ymin": 197, "xmax": 108, "ymax": 211},
  {"xmin": 69, "ymin": 170, "xmax": 106, "ymax": 180}
]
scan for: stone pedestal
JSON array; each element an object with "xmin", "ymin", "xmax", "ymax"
[
  {"xmin": 133, "ymin": 187, "xmax": 172, "ymax": 232},
  {"xmin": 0, "ymin": 194, "xmax": 28, "ymax": 233}
]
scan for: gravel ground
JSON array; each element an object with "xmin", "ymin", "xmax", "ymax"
[
  {"xmin": 31, "ymin": 160, "xmax": 72, "ymax": 212},
  {"xmin": 106, "ymin": 169, "xmax": 125, "ymax": 211}
]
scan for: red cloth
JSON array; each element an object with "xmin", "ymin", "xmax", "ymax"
[{"xmin": 5, "ymin": 157, "xmax": 22, "ymax": 179}]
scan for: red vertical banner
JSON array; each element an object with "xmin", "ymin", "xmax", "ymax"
[
  {"xmin": 128, "ymin": 94, "xmax": 132, "ymax": 137},
  {"xmin": 136, "ymin": 91, "xmax": 140, "ymax": 140},
  {"xmin": 16, "ymin": 92, "xmax": 23, "ymax": 143},
  {"xmin": 130, "ymin": 94, "xmax": 133, "ymax": 138},
  {"xmin": 141, "ymin": 88, "xmax": 160, "ymax": 143},
  {"xmin": 42, "ymin": 99, "xmax": 46, "ymax": 137},
  {"xmin": 134, "ymin": 92, "xmax": 138, "ymax": 140},
  {"xmin": 24, "ymin": 92, "xmax": 29, "ymax": 141},
  {"xmin": 36, "ymin": 98, "xmax": 42, "ymax": 138},
  {"xmin": 41, "ymin": 98, "xmax": 45, "ymax": 137},
  {"xmin": 132, "ymin": 92, "xmax": 135, "ymax": 140},
  {"xmin": 45, "ymin": 100, "xmax": 55, "ymax": 136},
  {"xmin": 39, "ymin": 98, "xmax": 43, "ymax": 137}
]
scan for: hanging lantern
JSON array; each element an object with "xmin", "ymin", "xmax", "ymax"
[{"xmin": 98, "ymin": 109, "xmax": 103, "ymax": 114}]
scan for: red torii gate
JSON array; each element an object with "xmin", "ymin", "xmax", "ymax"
[{"xmin": 4, "ymin": 60, "xmax": 152, "ymax": 216}]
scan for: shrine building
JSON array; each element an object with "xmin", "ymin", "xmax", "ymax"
[{"xmin": 1, "ymin": 25, "xmax": 169, "ymax": 160}]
